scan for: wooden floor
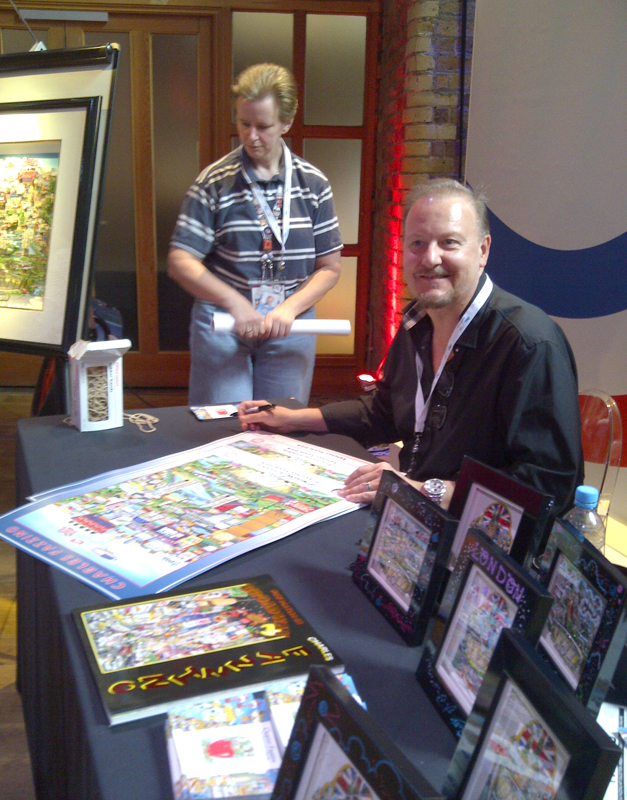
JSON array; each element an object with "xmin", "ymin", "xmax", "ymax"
[{"xmin": 0, "ymin": 384, "xmax": 357, "ymax": 799}]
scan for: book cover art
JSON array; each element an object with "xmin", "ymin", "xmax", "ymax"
[
  {"xmin": 73, "ymin": 574, "xmax": 344, "ymax": 725},
  {"xmin": 166, "ymin": 691, "xmax": 282, "ymax": 800},
  {"xmin": 1, "ymin": 432, "xmax": 365, "ymax": 599}
]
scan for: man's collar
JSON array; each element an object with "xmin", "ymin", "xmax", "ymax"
[{"xmin": 402, "ymin": 272, "xmax": 491, "ymax": 341}]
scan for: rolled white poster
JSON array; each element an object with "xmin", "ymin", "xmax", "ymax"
[{"xmin": 212, "ymin": 313, "xmax": 351, "ymax": 336}]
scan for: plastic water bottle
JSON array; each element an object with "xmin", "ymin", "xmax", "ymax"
[{"xmin": 563, "ymin": 485, "xmax": 605, "ymax": 552}]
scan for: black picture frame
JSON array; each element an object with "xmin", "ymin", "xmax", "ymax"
[
  {"xmin": 271, "ymin": 666, "xmax": 443, "ymax": 800},
  {"xmin": 0, "ymin": 45, "xmax": 118, "ymax": 356},
  {"xmin": 416, "ymin": 527, "xmax": 554, "ymax": 738},
  {"xmin": 535, "ymin": 517, "xmax": 627, "ymax": 715},
  {"xmin": 448, "ymin": 456, "xmax": 554, "ymax": 571},
  {"xmin": 353, "ymin": 470, "xmax": 458, "ymax": 646},
  {"xmin": 443, "ymin": 629, "xmax": 621, "ymax": 800}
]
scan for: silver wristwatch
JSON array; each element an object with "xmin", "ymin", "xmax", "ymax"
[{"xmin": 423, "ymin": 478, "xmax": 447, "ymax": 505}]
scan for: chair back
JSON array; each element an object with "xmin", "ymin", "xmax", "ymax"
[{"xmin": 579, "ymin": 389, "xmax": 623, "ymax": 524}]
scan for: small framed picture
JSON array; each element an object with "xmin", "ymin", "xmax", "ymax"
[
  {"xmin": 271, "ymin": 666, "xmax": 443, "ymax": 800},
  {"xmin": 353, "ymin": 471, "xmax": 458, "ymax": 645},
  {"xmin": 416, "ymin": 528, "xmax": 553, "ymax": 738},
  {"xmin": 447, "ymin": 457, "xmax": 554, "ymax": 571},
  {"xmin": 444, "ymin": 629, "xmax": 621, "ymax": 800},
  {"xmin": 535, "ymin": 517, "xmax": 627, "ymax": 715}
]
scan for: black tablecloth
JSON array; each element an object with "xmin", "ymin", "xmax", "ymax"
[{"xmin": 15, "ymin": 406, "xmax": 456, "ymax": 800}]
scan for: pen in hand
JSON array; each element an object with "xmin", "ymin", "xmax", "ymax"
[{"xmin": 230, "ymin": 403, "xmax": 276, "ymax": 417}]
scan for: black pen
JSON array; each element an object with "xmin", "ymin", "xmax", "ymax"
[{"xmin": 230, "ymin": 403, "xmax": 276, "ymax": 417}]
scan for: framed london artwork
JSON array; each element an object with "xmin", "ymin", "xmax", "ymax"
[
  {"xmin": 443, "ymin": 629, "xmax": 621, "ymax": 800},
  {"xmin": 353, "ymin": 470, "xmax": 458, "ymax": 646},
  {"xmin": 0, "ymin": 46, "xmax": 119, "ymax": 356},
  {"xmin": 535, "ymin": 517, "xmax": 627, "ymax": 715},
  {"xmin": 447, "ymin": 457, "xmax": 554, "ymax": 571},
  {"xmin": 271, "ymin": 666, "xmax": 443, "ymax": 800},
  {"xmin": 416, "ymin": 528, "xmax": 553, "ymax": 738}
]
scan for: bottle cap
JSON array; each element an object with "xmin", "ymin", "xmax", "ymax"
[{"xmin": 574, "ymin": 485, "xmax": 599, "ymax": 509}]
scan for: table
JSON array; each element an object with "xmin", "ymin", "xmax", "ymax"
[{"xmin": 15, "ymin": 405, "xmax": 456, "ymax": 800}]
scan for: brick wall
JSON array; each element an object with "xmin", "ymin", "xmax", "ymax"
[{"xmin": 368, "ymin": 0, "xmax": 472, "ymax": 370}]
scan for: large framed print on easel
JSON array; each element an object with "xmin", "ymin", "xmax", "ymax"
[{"xmin": 0, "ymin": 46, "xmax": 118, "ymax": 356}]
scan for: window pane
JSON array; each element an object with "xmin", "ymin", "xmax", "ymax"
[
  {"xmin": 152, "ymin": 34, "xmax": 199, "ymax": 351},
  {"xmin": 233, "ymin": 12, "xmax": 293, "ymax": 79},
  {"xmin": 84, "ymin": 32, "xmax": 138, "ymax": 349},
  {"xmin": 304, "ymin": 15, "xmax": 366, "ymax": 126},
  {"xmin": 1, "ymin": 28, "xmax": 48, "ymax": 53},
  {"xmin": 315, "ymin": 256, "xmax": 356, "ymax": 355},
  {"xmin": 303, "ymin": 139, "xmax": 362, "ymax": 244}
]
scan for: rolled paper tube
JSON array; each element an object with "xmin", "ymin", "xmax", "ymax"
[{"xmin": 212, "ymin": 313, "xmax": 351, "ymax": 336}]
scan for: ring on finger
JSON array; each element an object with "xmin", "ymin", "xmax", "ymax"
[{"xmin": 366, "ymin": 481, "xmax": 371, "ymax": 491}]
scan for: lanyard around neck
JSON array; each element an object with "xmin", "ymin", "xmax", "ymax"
[
  {"xmin": 242, "ymin": 140, "xmax": 292, "ymax": 259},
  {"xmin": 414, "ymin": 275, "xmax": 493, "ymax": 433}
]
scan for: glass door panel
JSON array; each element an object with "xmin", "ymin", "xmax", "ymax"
[
  {"xmin": 303, "ymin": 138, "xmax": 362, "ymax": 244},
  {"xmin": 304, "ymin": 15, "xmax": 366, "ymax": 126},
  {"xmin": 315, "ymin": 256, "xmax": 356, "ymax": 355},
  {"xmin": 232, "ymin": 12, "xmax": 293, "ymax": 78}
]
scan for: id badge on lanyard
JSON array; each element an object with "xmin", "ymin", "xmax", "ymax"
[{"xmin": 244, "ymin": 141, "xmax": 292, "ymax": 310}]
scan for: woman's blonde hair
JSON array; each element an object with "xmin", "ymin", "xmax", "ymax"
[{"xmin": 232, "ymin": 63, "xmax": 298, "ymax": 122}]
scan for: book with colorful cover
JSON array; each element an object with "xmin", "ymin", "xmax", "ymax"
[
  {"xmin": 73, "ymin": 574, "xmax": 344, "ymax": 726},
  {"xmin": 1, "ymin": 431, "xmax": 365, "ymax": 599},
  {"xmin": 166, "ymin": 691, "xmax": 282, "ymax": 800}
]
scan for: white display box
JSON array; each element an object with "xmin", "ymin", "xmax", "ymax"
[{"xmin": 69, "ymin": 339, "xmax": 131, "ymax": 432}]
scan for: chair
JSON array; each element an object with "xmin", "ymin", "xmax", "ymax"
[{"xmin": 579, "ymin": 389, "xmax": 623, "ymax": 526}]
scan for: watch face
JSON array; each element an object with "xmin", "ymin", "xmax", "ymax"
[{"xmin": 424, "ymin": 479, "xmax": 446, "ymax": 500}]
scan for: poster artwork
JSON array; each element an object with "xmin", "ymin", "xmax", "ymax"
[{"xmin": 0, "ymin": 142, "xmax": 60, "ymax": 310}]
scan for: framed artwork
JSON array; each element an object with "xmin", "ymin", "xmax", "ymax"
[
  {"xmin": 447, "ymin": 457, "xmax": 554, "ymax": 571},
  {"xmin": 353, "ymin": 470, "xmax": 458, "ymax": 645},
  {"xmin": 271, "ymin": 666, "xmax": 443, "ymax": 800},
  {"xmin": 536, "ymin": 517, "xmax": 627, "ymax": 715},
  {"xmin": 443, "ymin": 629, "xmax": 621, "ymax": 800},
  {"xmin": 416, "ymin": 528, "xmax": 553, "ymax": 738},
  {"xmin": 0, "ymin": 45, "xmax": 119, "ymax": 356}
]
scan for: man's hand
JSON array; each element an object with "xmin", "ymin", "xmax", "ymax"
[
  {"xmin": 237, "ymin": 401, "xmax": 327, "ymax": 434},
  {"xmin": 338, "ymin": 463, "xmax": 455, "ymax": 509},
  {"xmin": 336, "ymin": 462, "xmax": 398, "ymax": 504}
]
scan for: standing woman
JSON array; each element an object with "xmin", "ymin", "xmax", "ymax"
[{"xmin": 168, "ymin": 63, "xmax": 343, "ymax": 405}]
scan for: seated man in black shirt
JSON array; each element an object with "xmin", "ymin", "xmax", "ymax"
[{"xmin": 237, "ymin": 178, "xmax": 583, "ymax": 514}]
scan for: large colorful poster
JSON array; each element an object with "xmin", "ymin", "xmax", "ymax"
[{"xmin": 0, "ymin": 432, "xmax": 365, "ymax": 598}]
